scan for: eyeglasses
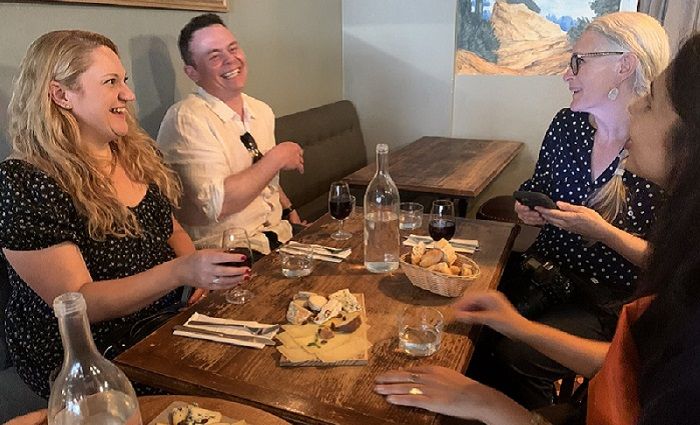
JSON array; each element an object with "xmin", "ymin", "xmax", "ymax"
[{"xmin": 569, "ymin": 52, "xmax": 624, "ymax": 75}]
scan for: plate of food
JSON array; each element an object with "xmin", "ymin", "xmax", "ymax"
[
  {"xmin": 276, "ymin": 289, "xmax": 371, "ymax": 366},
  {"xmin": 147, "ymin": 401, "xmax": 247, "ymax": 425}
]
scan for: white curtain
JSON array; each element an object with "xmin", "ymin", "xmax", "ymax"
[{"xmin": 639, "ymin": 0, "xmax": 700, "ymax": 53}]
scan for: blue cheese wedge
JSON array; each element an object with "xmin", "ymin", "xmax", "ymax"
[
  {"xmin": 329, "ymin": 289, "xmax": 361, "ymax": 313},
  {"xmin": 287, "ymin": 300, "xmax": 314, "ymax": 325},
  {"xmin": 171, "ymin": 404, "xmax": 222, "ymax": 425},
  {"xmin": 313, "ymin": 299, "xmax": 343, "ymax": 324}
]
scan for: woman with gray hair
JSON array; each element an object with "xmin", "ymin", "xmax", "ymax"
[{"xmin": 472, "ymin": 12, "xmax": 670, "ymax": 410}]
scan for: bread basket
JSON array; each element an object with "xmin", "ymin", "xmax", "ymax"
[{"xmin": 400, "ymin": 253, "xmax": 481, "ymax": 297}]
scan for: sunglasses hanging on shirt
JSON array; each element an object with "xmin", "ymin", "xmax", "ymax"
[{"xmin": 240, "ymin": 132, "xmax": 263, "ymax": 163}]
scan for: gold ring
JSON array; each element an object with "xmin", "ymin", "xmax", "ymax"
[{"xmin": 409, "ymin": 387, "xmax": 423, "ymax": 395}]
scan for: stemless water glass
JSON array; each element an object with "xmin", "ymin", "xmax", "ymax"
[
  {"xmin": 329, "ymin": 181, "xmax": 354, "ymax": 240},
  {"xmin": 429, "ymin": 199, "xmax": 456, "ymax": 241},
  {"xmin": 398, "ymin": 306, "xmax": 444, "ymax": 357},
  {"xmin": 222, "ymin": 227, "xmax": 254, "ymax": 304}
]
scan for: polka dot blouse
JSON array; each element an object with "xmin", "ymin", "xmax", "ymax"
[
  {"xmin": 0, "ymin": 159, "xmax": 180, "ymax": 399},
  {"xmin": 520, "ymin": 109, "xmax": 663, "ymax": 292}
]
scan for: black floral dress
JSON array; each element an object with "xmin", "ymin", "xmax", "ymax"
[{"xmin": 0, "ymin": 159, "xmax": 180, "ymax": 399}]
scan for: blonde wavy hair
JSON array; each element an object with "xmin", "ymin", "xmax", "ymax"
[
  {"xmin": 8, "ymin": 30, "xmax": 181, "ymax": 240},
  {"xmin": 585, "ymin": 12, "xmax": 669, "ymax": 222}
]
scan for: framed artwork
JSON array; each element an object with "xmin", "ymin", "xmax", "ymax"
[
  {"xmin": 45, "ymin": 0, "xmax": 227, "ymax": 12},
  {"xmin": 456, "ymin": 0, "xmax": 637, "ymax": 76}
]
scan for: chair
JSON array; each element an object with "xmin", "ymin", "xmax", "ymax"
[{"xmin": 476, "ymin": 195, "xmax": 540, "ymax": 252}]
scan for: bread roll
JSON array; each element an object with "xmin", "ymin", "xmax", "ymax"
[
  {"xmin": 435, "ymin": 239, "xmax": 457, "ymax": 265},
  {"xmin": 428, "ymin": 262, "xmax": 451, "ymax": 275},
  {"xmin": 461, "ymin": 263, "xmax": 477, "ymax": 277},
  {"xmin": 450, "ymin": 265, "xmax": 461, "ymax": 275},
  {"xmin": 411, "ymin": 241, "xmax": 426, "ymax": 265},
  {"xmin": 419, "ymin": 249, "xmax": 443, "ymax": 268}
]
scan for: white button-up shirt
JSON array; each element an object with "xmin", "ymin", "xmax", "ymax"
[{"xmin": 157, "ymin": 88, "xmax": 292, "ymax": 253}]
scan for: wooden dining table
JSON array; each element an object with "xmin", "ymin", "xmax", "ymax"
[
  {"xmin": 344, "ymin": 136, "xmax": 523, "ymax": 216},
  {"xmin": 116, "ymin": 213, "xmax": 518, "ymax": 425}
]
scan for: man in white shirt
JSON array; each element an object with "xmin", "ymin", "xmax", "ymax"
[{"xmin": 158, "ymin": 13, "xmax": 305, "ymax": 256}]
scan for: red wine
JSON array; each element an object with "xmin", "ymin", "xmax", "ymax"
[
  {"xmin": 329, "ymin": 199, "xmax": 353, "ymax": 220},
  {"xmin": 221, "ymin": 247, "xmax": 253, "ymax": 268},
  {"xmin": 429, "ymin": 219, "xmax": 456, "ymax": 241}
]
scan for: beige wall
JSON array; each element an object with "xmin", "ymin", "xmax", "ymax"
[
  {"xmin": 452, "ymin": 75, "xmax": 572, "ymax": 214},
  {"xmin": 0, "ymin": 0, "xmax": 342, "ymax": 157}
]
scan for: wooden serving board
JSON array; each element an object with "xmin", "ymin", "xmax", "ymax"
[{"xmin": 279, "ymin": 293, "xmax": 369, "ymax": 367}]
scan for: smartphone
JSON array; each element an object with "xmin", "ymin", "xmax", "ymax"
[{"xmin": 513, "ymin": 191, "xmax": 559, "ymax": 210}]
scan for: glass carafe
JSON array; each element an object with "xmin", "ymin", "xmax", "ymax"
[
  {"xmin": 363, "ymin": 143, "xmax": 401, "ymax": 273},
  {"xmin": 48, "ymin": 292, "xmax": 142, "ymax": 425}
]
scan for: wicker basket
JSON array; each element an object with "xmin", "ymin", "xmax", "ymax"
[{"xmin": 400, "ymin": 253, "xmax": 481, "ymax": 297}]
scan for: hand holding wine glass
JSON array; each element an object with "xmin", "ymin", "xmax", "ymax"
[
  {"xmin": 222, "ymin": 227, "xmax": 254, "ymax": 304},
  {"xmin": 329, "ymin": 181, "xmax": 354, "ymax": 241},
  {"xmin": 429, "ymin": 200, "xmax": 456, "ymax": 241}
]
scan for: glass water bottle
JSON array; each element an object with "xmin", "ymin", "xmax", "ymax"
[
  {"xmin": 363, "ymin": 143, "xmax": 401, "ymax": 273},
  {"xmin": 48, "ymin": 292, "xmax": 142, "ymax": 425}
]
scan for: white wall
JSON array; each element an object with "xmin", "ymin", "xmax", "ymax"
[
  {"xmin": 343, "ymin": 1, "xmax": 573, "ymax": 215},
  {"xmin": 342, "ymin": 0, "xmax": 457, "ymax": 160},
  {"xmin": 0, "ymin": 0, "xmax": 342, "ymax": 158},
  {"xmin": 452, "ymin": 75, "xmax": 571, "ymax": 213}
]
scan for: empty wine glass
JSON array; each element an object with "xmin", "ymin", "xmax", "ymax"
[
  {"xmin": 429, "ymin": 199, "xmax": 456, "ymax": 241},
  {"xmin": 329, "ymin": 181, "xmax": 354, "ymax": 240},
  {"xmin": 222, "ymin": 227, "xmax": 254, "ymax": 304}
]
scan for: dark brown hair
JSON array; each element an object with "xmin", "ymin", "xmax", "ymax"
[
  {"xmin": 178, "ymin": 13, "xmax": 225, "ymax": 66},
  {"xmin": 632, "ymin": 32, "xmax": 700, "ymax": 405}
]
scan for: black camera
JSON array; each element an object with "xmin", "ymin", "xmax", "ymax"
[{"xmin": 511, "ymin": 254, "xmax": 574, "ymax": 319}]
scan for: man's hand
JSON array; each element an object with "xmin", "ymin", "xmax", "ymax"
[
  {"xmin": 267, "ymin": 141, "xmax": 304, "ymax": 174},
  {"xmin": 288, "ymin": 209, "xmax": 308, "ymax": 226}
]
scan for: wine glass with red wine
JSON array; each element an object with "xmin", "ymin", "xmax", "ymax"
[
  {"xmin": 222, "ymin": 227, "xmax": 254, "ymax": 304},
  {"xmin": 329, "ymin": 181, "xmax": 354, "ymax": 241},
  {"xmin": 429, "ymin": 200, "xmax": 456, "ymax": 241}
]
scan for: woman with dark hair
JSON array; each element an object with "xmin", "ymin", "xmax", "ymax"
[{"xmin": 375, "ymin": 32, "xmax": 700, "ymax": 425}]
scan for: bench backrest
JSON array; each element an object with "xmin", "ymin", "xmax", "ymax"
[{"xmin": 277, "ymin": 100, "xmax": 367, "ymax": 221}]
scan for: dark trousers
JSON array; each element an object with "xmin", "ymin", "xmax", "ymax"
[{"xmin": 468, "ymin": 255, "xmax": 616, "ymax": 410}]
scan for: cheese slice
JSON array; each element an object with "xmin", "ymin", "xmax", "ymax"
[
  {"xmin": 188, "ymin": 406, "xmax": 222, "ymax": 424},
  {"xmin": 313, "ymin": 299, "xmax": 343, "ymax": 324},
  {"xmin": 286, "ymin": 300, "xmax": 314, "ymax": 325},
  {"xmin": 277, "ymin": 344, "xmax": 316, "ymax": 362},
  {"xmin": 329, "ymin": 289, "xmax": 361, "ymax": 312}
]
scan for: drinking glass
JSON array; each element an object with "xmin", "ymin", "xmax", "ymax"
[
  {"xmin": 399, "ymin": 202, "xmax": 424, "ymax": 231},
  {"xmin": 398, "ymin": 306, "xmax": 444, "ymax": 357},
  {"xmin": 329, "ymin": 181, "xmax": 354, "ymax": 240},
  {"xmin": 280, "ymin": 247, "xmax": 314, "ymax": 278},
  {"xmin": 429, "ymin": 199, "xmax": 456, "ymax": 241},
  {"xmin": 222, "ymin": 227, "xmax": 254, "ymax": 304}
]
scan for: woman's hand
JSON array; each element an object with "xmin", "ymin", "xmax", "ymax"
[
  {"xmin": 6, "ymin": 410, "xmax": 48, "ymax": 425},
  {"xmin": 514, "ymin": 201, "xmax": 546, "ymax": 226},
  {"xmin": 375, "ymin": 366, "xmax": 531, "ymax": 424},
  {"xmin": 187, "ymin": 288, "xmax": 209, "ymax": 305},
  {"xmin": 536, "ymin": 201, "xmax": 612, "ymax": 242},
  {"xmin": 452, "ymin": 290, "xmax": 530, "ymax": 339},
  {"xmin": 176, "ymin": 249, "xmax": 251, "ymax": 290}
]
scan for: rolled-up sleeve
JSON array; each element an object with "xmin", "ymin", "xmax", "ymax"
[{"xmin": 157, "ymin": 106, "xmax": 227, "ymax": 223}]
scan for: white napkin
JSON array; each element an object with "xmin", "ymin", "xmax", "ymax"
[
  {"xmin": 281, "ymin": 241, "xmax": 352, "ymax": 263},
  {"xmin": 173, "ymin": 312, "xmax": 279, "ymax": 349},
  {"xmin": 403, "ymin": 234, "xmax": 479, "ymax": 254}
]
